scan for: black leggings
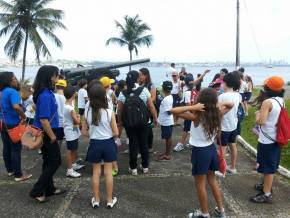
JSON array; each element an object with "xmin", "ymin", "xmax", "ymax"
[
  {"xmin": 125, "ymin": 125, "xmax": 149, "ymax": 169},
  {"xmin": 148, "ymin": 126, "xmax": 153, "ymax": 149},
  {"xmin": 30, "ymin": 131, "xmax": 61, "ymax": 197}
]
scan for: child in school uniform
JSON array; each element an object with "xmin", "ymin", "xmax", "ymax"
[
  {"xmin": 54, "ymin": 80, "xmax": 67, "ymax": 146},
  {"xmin": 82, "ymin": 83, "xmax": 119, "ymax": 209},
  {"xmin": 172, "ymin": 88, "xmax": 231, "ymax": 218},
  {"xmin": 250, "ymin": 76, "xmax": 285, "ymax": 203},
  {"xmin": 63, "ymin": 86, "xmax": 84, "ymax": 178},
  {"xmin": 21, "ymin": 85, "xmax": 35, "ymax": 125},
  {"xmin": 156, "ymin": 81, "xmax": 174, "ymax": 161},
  {"xmin": 100, "ymin": 76, "xmax": 119, "ymax": 176}
]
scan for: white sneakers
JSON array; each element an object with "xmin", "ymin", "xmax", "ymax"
[
  {"xmin": 91, "ymin": 197, "xmax": 100, "ymax": 208},
  {"xmin": 107, "ymin": 197, "xmax": 117, "ymax": 209},
  {"xmin": 91, "ymin": 197, "xmax": 117, "ymax": 209},
  {"xmin": 128, "ymin": 168, "xmax": 138, "ymax": 176},
  {"xmin": 66, "ymin": 169, "xmax": 81, "ymax": 178},
  {"xmin": 72, "ymin": 163, "xmax": 85, "ymax": 171},
  {"xmin": 226, "ymin": 167, "xmax": 237, "ymax": 174},
  {"xmin": 173, "ymin": 143, "xmax": 185, "ymax": 152},
  {"xmin": 115, "ymin": 138, "xmax": 122, "ymax": 147},
  {"xmin": 140, "ymin": 165, "xmax": 149, "ymax": 174}
]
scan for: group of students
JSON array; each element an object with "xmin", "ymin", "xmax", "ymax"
[{"xmin": 0, "ymin": 64, "xmax": 287, "ymax": 218}]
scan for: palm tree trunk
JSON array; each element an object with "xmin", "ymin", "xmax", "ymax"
[
  {"xmin": 21, "ymin": 29, "xmax": 29, "ymax": 83},
  {"xmin": 129, "ymin": 50, "xmax": 132, "ymax": 71}
]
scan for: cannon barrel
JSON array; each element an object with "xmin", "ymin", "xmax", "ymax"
[{"xmin": 63, "ymin": 58, "xmax": 150, "ymax": 85}]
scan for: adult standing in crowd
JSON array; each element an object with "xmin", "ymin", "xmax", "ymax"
[
  {"xmin": 117, "ymin": 71, "xmax": 158, "ymax": 176},
  {"xmin": 139, "ymin": 68, "xmax": 156, "ymax": 153},
  {"xmin": 244, "ymin": 75, "xmax": 254, "ymax": 116},
  {"xmin": 171, "ymin": 70, "xmax": 181, "ymax": 125},
  {"xmin": 30, "ymin": 66, "xmax": 65, "ymax": 203},
  {"xmin": 166, "ymin": 63, "xmax": 177, "ymax": 78},
  {"xmin": 0, "ymin": 71, "xmax": 32, "ymax": 182}
]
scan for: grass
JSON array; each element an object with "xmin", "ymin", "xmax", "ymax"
[{"xmin": 241, "ymin": 93, "xmax": 290, "ymax": 170}]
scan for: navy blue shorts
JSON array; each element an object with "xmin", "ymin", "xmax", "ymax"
[
  {"xmin": 172, "ymin": 94, "xmax": 180, "ymax": 107},
  {"xmin": 86, "ymin": 138, "xmax": 117, "ymax": 163},
  {"xmin": 221, "ymin": 130, "xmax": 237, "ymax": 146},
  {"xmin": 79, "ymin": 108, "xmax": 85, "ymax": 116},
  {"xmin": 161, "ymin": 125, "xmax": 173, "ymax": 140},
  {"xmin": 183, "ymin": 120, "xmax": 191, "ymax": 132},
  {"xmin": 55, "ymin": 128, "xmax": 64, "ymax": 140},
  {"xmin": 244, "ymin": 92, "xmax": 252, "ymax": 101},
  {"xmin": 66, "ymin": 139, "xmax": 78, "ymax": 151},
  {"xmin": 191, "ymin": 144, "xmax": 219, "ymax": 175},
  {"xmin": 257, "ymin": 142, "xmax": 281, "ymax": 174}
]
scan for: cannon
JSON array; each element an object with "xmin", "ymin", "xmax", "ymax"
[{"xmin": 63, "ymin": 58, "xmax": 150, "ymax": 85}]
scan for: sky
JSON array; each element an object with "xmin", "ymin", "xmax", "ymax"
[{"xmin": 0, "ymin": 0, "xmax": 290, "ymax": 63}]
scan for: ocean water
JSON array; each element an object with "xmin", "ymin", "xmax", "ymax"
[{"xmin": 2, "ymin": 65, "xmax": 290, "ymax": 87}]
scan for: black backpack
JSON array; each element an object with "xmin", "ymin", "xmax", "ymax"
[{"xmin": 122, "ymin": 87, "xmax": 150, "ymax": 128}]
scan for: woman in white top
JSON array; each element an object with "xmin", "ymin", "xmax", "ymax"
[
  {"xmin": 82, "ymin": 83, "xmax": 119, "ymax": 209},
  {"xmin": 244, "ymin": 75, "xmax": 254, "ymax": 115},
  {"xmin": 250, "ymin": 76, "xmax": 285, "ymax": 204},
  {"xmin": 172, "ymin": 88, "xmax": 231, "ymax": 218}
]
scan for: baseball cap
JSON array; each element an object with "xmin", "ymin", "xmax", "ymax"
[
  {"xmin": 100, "ymin": 77, "xmax": 115, "ymax": 88},
  {"xmin": 264, "ymin": 76, "xmax": 285, "ymax": 92},
  {"xmin": 55, "ymin": 79, "xmax": 67, "ymax": 87},
  {"xmin": 162, "ymin": 81, "xmax": 173, "ymax": 92}
]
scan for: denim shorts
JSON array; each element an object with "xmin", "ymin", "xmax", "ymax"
[
  {"xmin": 66, "ymin": 139, "xmax": 78, "ymax": 151},
  {"xmin": 183, "ymin": 120, "xmax": 191, "ymax": 132},
  {"xmin": 191, "ymin": 144, "xmax": 219, "ymax": 175},
  {"xmin": 221, "ymin": 130, "xmax": 237, "ymax": 146},
  {"xmin": 161, "ymin": 125, "xmax": 173, "ymax": 140},
  {"xmin": 257, "ymin": 142, "xmax": 281, "ymax": 174},
  {"xmin": 86, "ymin": 138, "xmax": 117, "ymax": 163}
]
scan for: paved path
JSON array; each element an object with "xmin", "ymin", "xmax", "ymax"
[{"xmin": 0, "ymin": 126, "xmax": 290, "ymax": 218}]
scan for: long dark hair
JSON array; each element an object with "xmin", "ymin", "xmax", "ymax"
[
  {"xmin": 195, "ymin": 88, "xmax": 221, "ymax": 139},
  {"xmin": 250, "ymin": 85, "xmax": 285, "ymax": 109},
  {"xmin": 33, "ymin": 65, "xmax": 59, "ymax": 103},
  {"xmin": 139, "ymin": 68, "xmax": 152, "ymax": 86},
  {"xmin": 88, "ymin": 83, "xmax": 108, "ymax": 126},
  {"xmin": 126, "ymin": 70, "xmax": 139, "ymax": 94},
  {"xmin": 115, "ymin": 80, "xmax": 126, "ymax": 97},
  {"xmin": 0, "ymin": 71, "xmax": 19, "ymax": 91}
]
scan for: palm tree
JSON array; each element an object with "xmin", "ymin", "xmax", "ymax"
[
  {"xmin": 106, "ymin": 14, "xmax": 153, "ymax": 69},
  {"xmin": 0, "ymin": 0, "xmax": 66, "ymax": 81}
]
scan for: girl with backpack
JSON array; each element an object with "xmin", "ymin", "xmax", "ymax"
[
  {"xmin": 139, "ymin": 68, "xmax": 156, "ymax": 153},
  {"xmin": 117, "ymin": 71, "xmax": 158, "ymax": 176},
  {"xmin": 82, "ymin": 83, "xmax": 119, "ymax": 208},
  {"xmin": 172, "ymin": 88, "xmax": 231, "ymax": 218},
  {"xmin": 250, "ymin": 76, "xmax": 285, "ymax": 204}
]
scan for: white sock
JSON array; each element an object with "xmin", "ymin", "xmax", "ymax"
[
  {"xmin": 201, "ymin": 213, "xmax": 210, "ymax": 217},
  {"xmin": 68, "ymin": 168, "xmax": 73, "ymax": 172},
  {"xmin": 264, "ymin": 192, "xmax": 271, "ymax": 197}
]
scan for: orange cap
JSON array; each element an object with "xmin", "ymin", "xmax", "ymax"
[{"xmin": 264, "ymin": 76, "xmax": 285, "ymax": 91}]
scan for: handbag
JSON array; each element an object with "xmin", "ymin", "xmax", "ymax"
[
  {"xmin": 7, "ymin": 123, "xmax": 27, "ymax": 143},
  {"xmin": 217, "ymin": 137, "xmax": 227, "ymax": 175},
  {"xmin": 21, "ymin": 112, "xmax": 57, "ymax": 150},
  {"xmin": 21, "ymin": 125, "xmax": 44, "ymax": 150}
]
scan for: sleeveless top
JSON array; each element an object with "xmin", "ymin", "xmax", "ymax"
[
  {"xmin": 189, "ymin": 122, "xmax": 216, "ymax": 147},
  {"xmin": 258, "ymin": 97, "xmax": 283, "ymax": 144}
]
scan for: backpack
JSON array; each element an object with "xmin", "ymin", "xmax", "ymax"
[
  {"xmin": 237, "ymin": 103, "xmax": 245, "ymax": 121},
  {"xmin": 122, "ymin": 87, "xmax": 150, "ymax": 128},
  {"xmin": 260, "ymin": 98, "xmax": 290, "ymax": 148}
]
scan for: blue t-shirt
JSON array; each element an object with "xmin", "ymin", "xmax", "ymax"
[
  {"xmin": 33, "ymin": 88, "xmax": 59, "ymax": 129},
  {"xmin": 1, "ymin": 87, "xmax": 21, "ymax": 125}
]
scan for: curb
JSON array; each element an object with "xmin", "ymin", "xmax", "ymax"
[{"xmin": 237, "ymin": 135, "xmax": 290, "ymax": 179}]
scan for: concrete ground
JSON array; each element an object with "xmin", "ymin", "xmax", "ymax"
[{"xmin": 0, "ymin": 126, "xmax": 290, "ymax": 218}]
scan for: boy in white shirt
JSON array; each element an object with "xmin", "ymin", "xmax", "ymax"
[
  {"xmin": 157, "ymin": 81, "xmax": 174, "ymax": 161},
  {"xmin": 78, "ymin": 80, "xmax": 88, "ymax": 118},
  {"xmin": 54, "ymin": 80, "xmax": 67, "ymax": 146},
  {"xmin": 64, "ymin": 86, "xmax": 84, "ymax": 178},
  {"xmin": 218, "ymin": 73, "xmax": 241, "ymax": 174}
]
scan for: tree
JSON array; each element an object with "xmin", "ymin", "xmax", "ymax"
[
  {"xmin": 0, "ymin": 0, "xmax": 66, "ymax": 81},
  {"xmin": 106, "ymin": 14, "xmax": 153, "ymax": 69}
]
